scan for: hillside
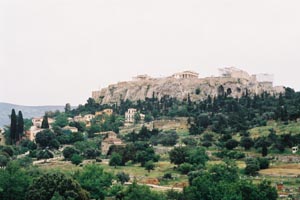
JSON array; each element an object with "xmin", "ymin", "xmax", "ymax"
[{"xmin": 0, "ymin": 102, "xmax": 64, "ymax": 127}]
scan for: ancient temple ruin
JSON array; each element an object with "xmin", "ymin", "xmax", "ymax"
[{"xmin": 172, "ymin": 70, "xmax": 199, "ymax": 79}]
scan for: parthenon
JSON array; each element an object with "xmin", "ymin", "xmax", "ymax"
[{"xmin": 171, "ymin": 71, "xmax": 199, "ymax": 79}]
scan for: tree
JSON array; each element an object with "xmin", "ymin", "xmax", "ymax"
[
  {"xmin": 41, "ymin": 114, "xmax": 49, "ymax": 129},
  {"xmin": 0, "ymin": 161, "xmax": 31, "ymax": 200},
  {"xmin": 26, "ymin": 172, "xmax": 89, "ymax": 200},
  {"xmin": 17, "ymin": 111, "xmax": 24, "ymax": 140},
  {"xmin": 116, "ymin": 172, "xmax": 130, "ymax": 184},
  {"xmin": 71, "ymin": 154, "xmax": 83, "ymax": 165},
  {"xmin": 257, "ymin": 180, "xmax": 278, "ymax": 200},
  {"xmin": 169, "ymin": 146, "xmax": 189, "ymax": 166},
  {"xmin": 63, "ymin": 147, "xmax": 79, "ymax": 160},
  {"xmin": 144, "ymin": 114, "xmax": 153, "ymax": 123},
  {"xmin": 262, "ymin": 145, "xmax": 268, "ymax": 157},
  {"xmin": 123, "ymin": 181, "xmax": 165, "ymax": 200},
  {"xmin": 35, "ymin": 129, "xmax": 59, "ymax": 149},
  {"xmin": 184, "ymin": 161, "xmax": 278, "ymax": 200},
  {"xmin": 187, "ymin": 147, "xmax": 209, "ymax": 167},
  {"xmin": 10, "ymin": 109, "xmax": 17, "ymax": 144},
  {"xmin": 65, "ymin": 103, "xmax": 71, "ymax": 113},
  {"xmin": 76, "ymin": 164, "xmax": 113, "ymax": 200},
  {"xmin": 2, "ymin": 146, "xmax": 14, "ymax": 157},
  {"xmin": 258, "ymin": 157, "xmax": 270, "ymax": 169},
  {"xmin": 144, "ymin": 160, "xmax": 155, "ymax": 173},
  {"xmin": 245, "ymin": 158, "xmax": 260, "ymax": 176},
  {"xmin": 134, "ymin": 112, "xmax": 141, "ymax": 124},
  {"xmin": 36, "ymin": 149, "xmax": 54, "ymax": 160},
  {"xmin": 54, "ymin": 113, "xmax": 68, "ymax": 128},
  {"xmin": 109, "ymin": 153, "xmax": 122, "ymax": 168},
  {"xmin": 209, "ymin": 160, "xmax": 239, "ymax": 182},
  {"xmin": 178, "ymin": 163, "xmax": 194, "ymax": 175},
  {"xmin": 134, "ymin": 147, "xmax": 159, "ymax": 167},
  {"xmin": 240, "ymin": 136, "xmax": 254, "ymax": 150},
  {"xmin": 0, "ymin": 155, "xmax": 9, "ymax": 167},
  {"xmin": 20, "ymin": 139, "xmax": 37, "ymax": 151},
  {"xmin": 84, "ymin": 148, "xmax": 100, "ymax": 159},
  {"xmin": 225, "ymin": 139, "xmax": 239, "ymax": 150}
]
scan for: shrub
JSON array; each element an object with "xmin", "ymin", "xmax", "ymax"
[
  {"xmin": 71, "ymin": 154, "xmax": 83, "ymax": 165},
  {"xmin": 36, "ymin": 150, "xmax": 54, "ymax": 160},
  {"xmin": 2, "ymin": 146, "xmax": 14, "ymax": 157},
  {"xmin": 163, "ymin": 173, "xmax": 173, "ymax": 180},
  {"xmin": 0, "ymin": 154, "xmax": 9, "ymax": 167},
  {"xmin": 84, "ymin": 148, "xmax": 100, "ymax": 159},
  {"xmin": 245, "ymin": 158, "xmax": 260, "ymax": 176},
  {"xmin": 202, "ymin": 141, "xmax": 212, "ymax": 148},
  {"xmin": 213, "ymin": 150, "xmax": 245, "ymax": 160},
  {"xmin": 225, "ymin": 139, "xmax": 239, "ymax": 150},
  {"xmin": 63, "ymin": 146, "xmax": 79, "ymax": 160},
  {"xmin": 109, "ymin": 153, "xmax": 122, "ymax": 168},
  {"xmin": 258, "ymin": 157, "xmax": 270, "ymax": 169},
  {"xmin": 144, "ymin": 160, "xmax": 155, "ymax": 173},
  {"xmin": 178, "ymin": 163, "xmax": 195, "ymax": 175},
  {"xmin": 116, "ymin": 172, "xmax": 130, "ymax": 184}
]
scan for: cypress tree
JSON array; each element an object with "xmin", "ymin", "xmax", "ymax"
[
  {"xmin": 17, "ymin": 110, "xmax": 24, "ymax": 141},
  {"xmin": 10, "ymin": 109, "xmax": 17, "ymax": 144},
  {"xmin": 41, "ymin": 115, "xmax": 50, "ymax": 129}
]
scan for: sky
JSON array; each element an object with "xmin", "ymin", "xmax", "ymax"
[{"xmin": 1, "ymin": 0, "xmax": 300, "ymax": 106}]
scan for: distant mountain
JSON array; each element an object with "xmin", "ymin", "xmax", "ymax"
[{"xmin": 0, "ymin": 102, "xmax": 65, "ymax": 128}]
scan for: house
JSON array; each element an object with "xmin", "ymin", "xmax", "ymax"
[
  {"xmin": 32, "ymin": 117, "xmax": 43, "ymax": 128},
  {"xmin": 139, "ymin": 113, "xmax": 145, "ymax": 121},
  {"xmin": 27, "ymin": 126, "xmax": 44, "ymax": 141},
  {"xmin": 0, "ymin": 128, "xmax": 5, "ymax": 145},
  {"xmin": 292, "ymin": 146, "xmax": 298, "ymax": 154},
  {"xmin": 62, "ymin": 126, "xmax": 78, "ymax": 133},
  {"xmin": 125, "ymin": 108, "xmax": 137, "ymax": 123},
  {"xmin": 67, "ymin": 117, "xmax": 74, "ymax": 123},
  {"xmin": 32, "ymin": 117, "xmax": 55, "ymax": 128},
  {"xmin": 125, "ymin": 108, "xmax": 145, "ymax": 123},
  {"xmin": 101, "ymin": 131, "xmax": 123, "ymax": 155},
  {"xmin": 84, "ymin": 114, "xmax": 95, "ymax": 122},
  {"xmin": 74, "ymin": 115, "xmax": 84, "ymax": 122},
  {"xmin": 95, "ymin": 109, "xmax": 114, "ymax": 117},
  {"xmin": 73, "ymin": 114, "xmax": 95, "ymax": 127}
]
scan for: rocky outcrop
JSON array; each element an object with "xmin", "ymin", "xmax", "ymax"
[{"xmin": 93, "ymin": 73, "xmax": 285, "ymax": 105}]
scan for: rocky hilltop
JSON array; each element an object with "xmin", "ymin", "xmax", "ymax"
[{"xmin": 92, "ymin": 67, "xmax": 285, "ymax": 104}]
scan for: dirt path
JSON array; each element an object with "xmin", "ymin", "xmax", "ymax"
[{"xmin": 125, "ymin": 182, "xmax": 183, "ymax": 192}]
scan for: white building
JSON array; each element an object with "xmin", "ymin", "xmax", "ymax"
[
  {"xmin": 0, "ymin": 128, "xmax": 5, "ymax": 145},
  {"xmin": 125, "ymin": 108, "xmax": 145, "ymax": 123},
  {"xmin": 32, "ymin": 117, "xmax": 43, "ymax": 128},
  {"xmin": 125, "ymin": 108, "xmax": 137, "ymax": 123}
]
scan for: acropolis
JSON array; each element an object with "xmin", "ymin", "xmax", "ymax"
[{"xmin": 91, "ymin": 68, "xmax": 284, "ymax": 105}]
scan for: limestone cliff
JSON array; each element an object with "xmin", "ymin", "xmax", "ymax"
[{"xmin": 92, "ymin": 70, "xmax": 285, "ymax": 105}]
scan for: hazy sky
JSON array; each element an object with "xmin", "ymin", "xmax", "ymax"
[{"xmin": 1, "ymin": 0, "xmax": 300, "ymax": 106}]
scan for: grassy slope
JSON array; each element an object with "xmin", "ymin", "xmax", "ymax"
[{"xmin": 249, "ymin": 120, "xmax": 300, "ymax": 138}]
